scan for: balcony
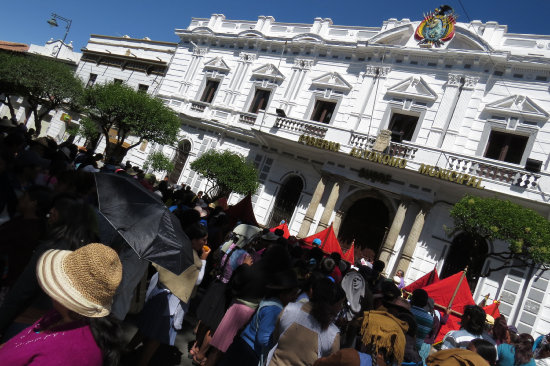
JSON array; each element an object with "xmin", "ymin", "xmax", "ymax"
[
  {"xmin": 274, "ymin": 116, "xmax": 328, "ymax": 138},
  {"xmin": 239, "ymin": 112, "xmax": 257, "ymax": 125},
  {"xmin": 190, "ymin": 101, "xmax": 207, "ymax": 112},
  {"xmin": 350, "ymin": 132, "xmax": 418, "ymax": 160},
  {"xmin": 445, "ymin": 155, "xmax": 540, "ymax": 189}
]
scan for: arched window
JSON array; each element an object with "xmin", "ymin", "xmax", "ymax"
[
  {"xmin": 168, "ymin": 140, "xmax": 191, "ymax": 183},
  {"xmin": 269, "ymin": 176, "xmax": 303, "ymax": 227},
  {"xmin": 441, "ymin": 233, "xmax": 488, "ymax": 291}
]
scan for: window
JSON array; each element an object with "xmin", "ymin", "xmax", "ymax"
[
  {"xmin": 484, "ymin": 130, "xmax": 528, "ymax": 164},
  {"xmin": 86, "ymin": 73, "xmax": 97, "ymax": 88},
  {"xmin": 200, "ymin": 80, "xmax": 220, "ymax": 103},
  {"xmin": 138, "ymin": 84, "xmax": 149, "ymax": 93},
  {"xmin": 310, "ymin": 100, "xmax": 336, "ymax": 124},
  {"xmin": 248, "ymin": 89, "xmax": 271, "ymax": 113},
  {"xmin": 114, "ymin": 79, "xmax": 123, "ymax": 85},
  {"xmin": 388, "ymin": 113, "xmax": 419, "ymax": 142}
]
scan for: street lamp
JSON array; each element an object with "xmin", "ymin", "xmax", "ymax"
[{"xmin": 46, "ymin": 13, "xmax": 72, "ymax": 58}]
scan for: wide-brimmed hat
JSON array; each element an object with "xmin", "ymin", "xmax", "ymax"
[
  {"xmin": 36, "ymin": 243, "xmax": 122, "ymax": 318},
  {"xmin": 261, "ymin": 231, "xmax": 280, "ymax": 241},
  {"xmin": 266, "ymin": 268, "xmax": 299, "ymax": 290}
]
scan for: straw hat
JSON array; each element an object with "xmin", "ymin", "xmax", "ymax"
[{"xmin": 36, "ymin": 243, "xmax": 122, "ymax": 318}]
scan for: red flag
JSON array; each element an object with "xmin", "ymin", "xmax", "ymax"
[
  {"xmin": 422, "ymin": 271, "xmax": 476, "ymax": 343},
  {"xmin": 226, "ymin": 195, "xmax": 258, "ymax": 227},
  {"xmin": 342, "ymin": 241, "xmax": 355, "ymax": 264},
  {"xmin": 483, "ymin": 301, "xmax": 501, "ymax": 319},
  {"xmin": 303, "ymin": 225, "xmax": 343, "ymax": 256},
  {"xmin": 269, "ymin": 222, "xmax": 290, "ymax": 239},
  {"xmin": 403, "ymin": 267, "xmax": 440, "ymax": 293}
]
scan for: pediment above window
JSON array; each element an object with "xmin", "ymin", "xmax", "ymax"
[
  {"xmin": 485, "ymin": 95, "xmax": 549, "ymax": 122},
  {"xmin": 203, "ymin": 57, "xmax": 230, "ymax": 72},
  {"xmin": 386, "ymin": 76, "xmax": 437, "ymax": 102},
  {"xmin": 311, "ymin": 72, "xmax": 352, "ymax": 92},
  {"xmin": 252, "ymin": 63, "xmax": 284, "ymax": 81},
  {"xmin": 237, "ymin": 30, "xmax": 265, "ymax": 39}
]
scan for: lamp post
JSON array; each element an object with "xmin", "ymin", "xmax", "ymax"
[{"xmin": 46, "ymin": 13, "xmax": 72, "ymax": 58}]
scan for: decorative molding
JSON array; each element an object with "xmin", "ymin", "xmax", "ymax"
[
  {"xmin": 203, "ymin": 57, "xmax": 230, "ymax": 72},
  {"xmin": 365, "ymin": 65, "xmax": 391, "ymax": 78},
  {"xmin": 294, "ymin": 58, "xmax": 314, "ymax": 69},
  {"xmin": 447, "ymin": 73, "xmax": 462, "ymax": 87},
  {"xmin": 192, "ymin": 47, "xmax": 208, "ymax": 56},
  {"xmin": 311, "ymin": 72, "xmax": 352, "ymax": 92},
  {"xmin": 485, "ymin": 95, "xmax": 549, "ymax": 122},
  {"xmin": 462, "ymin": 76, "xmax": 479, "ymax": 90},
  {"xmin": 386, "ymin": 76, "xmax": 438, "ymax": 102},
  {"xmin": 239, "ymin": 52, "xmax": 256, "ymax": 62},
  {"xmin": 251, "ymin": 63, "xmax": 284, "ymax": 81}
]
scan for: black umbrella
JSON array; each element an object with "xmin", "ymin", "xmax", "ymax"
[{"xmin": 94, "ymin": 172, "xmax": 194, "ymax": 275}]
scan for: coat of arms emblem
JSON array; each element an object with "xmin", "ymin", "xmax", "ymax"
[{"xmin": 415, "ymin": 5, "xmax": 456, "ymax": 48}]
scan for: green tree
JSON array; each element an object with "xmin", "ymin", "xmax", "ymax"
[
  {"xmin": 0, "ymin": 51, "xmax": 83, "ymax": 135},
  {"xmin": 449, "ymin": 194, "xmax": 550, "ymax": 276},
  {"xmin": 144, "ymin": 151, "xmax": 175, "ymax": 173},
  {"xmin": 83, "ymin": 82, "xmax": 180, "ymax": 164},
  {"xmin": 190, "ymin": 149, "xmax": 259, "ymax": 201}
]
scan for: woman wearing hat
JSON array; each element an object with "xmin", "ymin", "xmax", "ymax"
[
  {"xmin": 219, "ymin": 268, "xmax": 299, "ymax": 366},
  {"xmin": 0, "ymin": 243, "xmax": 123, "ymax": 366}
]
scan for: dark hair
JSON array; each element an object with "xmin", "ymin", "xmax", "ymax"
[
  {"xmin": 492, "ymin": 316, "xmax": 509, "ymax": 344},
  {"xmin": 89, "ymin": 316, "xmax": 123, "ymax": 366},
  {"xmin": 411, "ymin": 289, "xmax": 429, "ymax": 308},
  {"xmin": 462, "ymin": 305, "xmax": 486, "ymax": 336},
  {"xmin": 47, "ymin": 195, "xmax": 98, "ymax": 250},
  {"xmin": 184, "ymin": 222, "xmax": 208, "ymax": 241},
  {"xmin": 515, "ymin": 333, "xmax": 534, "ymax": 365},
  {"xmin": 470, "ymin": 339, "xmax": 497, "ymax": 366},
  {"xmin": 25, "ymin": 185, "xmax": 53, "ymax": 218},
  {"xmin": 310, "ymin": 277, "xmax": 346, "ymax": 330},
  {"xmin": 373, "ymin": 259, "xmax": 385, "ymax": 273}
]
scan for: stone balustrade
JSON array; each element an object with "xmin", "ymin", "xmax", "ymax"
[
  {"xmin": 274, "ymin": 117, "xmax": 328, "ymax": 138},
  {"xmin": 446, "ymin": 155, "xmax": 541, "ymax": 189},
  {"xmin": 239, "ymin": 112, "xmax": 257, "ymax": 125},
  {"xmin": 190, "ymin": 102, "xmax": 206, "ymax": 112}
]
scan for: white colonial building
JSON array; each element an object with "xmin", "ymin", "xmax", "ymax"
[{"xmin": 154, "ymin": 13, "xmax": 550, "ymax": 337}]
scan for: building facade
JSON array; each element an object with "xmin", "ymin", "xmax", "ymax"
[{"xmin": 156, "ymin": 13, "xmax": 550, "ymax": 337}]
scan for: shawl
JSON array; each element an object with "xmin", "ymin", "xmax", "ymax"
[
  {"xmin": 360, "ymin": 310, "xmax": 409, "ymax": 365},
  {"xmin": 426, "ymin": 349, "xmax": 489, "ymax": 366}
]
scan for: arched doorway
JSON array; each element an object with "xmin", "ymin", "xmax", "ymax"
[
  {"xmin": 441, "ymin": 233, "xmax": 488, "ymax": 292},
  {"xmin": 168, "ymin": 140, "xmax": 191, "ymax": 183},
  {"xmin": 337, "ymin": 197, "xmax": 390, "ymax": 253},
  {"xmin": 269, "ymin": 176, "xmax": 304, "ymax": 227}
]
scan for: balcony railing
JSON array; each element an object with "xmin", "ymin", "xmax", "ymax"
[
  {"xmin": 190, "ymin": 102, "xmax": 206, "ymax": 112},
  {"xmin": 350, "ymin": 132, "xmax": 418, "ymax": 159},
  {"xmin": 239, "ymin": 112, "xmax": 257, "ymax": 125},
  {"xmin": 446, "ymin": 155, "xmax": 540, "ymax": 189},
  {"xmin": 274, "ymin": 117, "xmax": 328, "ymax": 138}
]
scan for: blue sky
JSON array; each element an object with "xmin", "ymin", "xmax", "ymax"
[{"xmin": 2, "ymin": 1, "xmax": 550, "ymax": 50}]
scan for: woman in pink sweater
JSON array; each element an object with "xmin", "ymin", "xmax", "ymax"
[{"xmin": 0, "ymin": 243, "xmax": 123, "ymax": 365}]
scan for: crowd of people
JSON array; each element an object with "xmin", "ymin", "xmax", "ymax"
[{"xmin": 0, "ymin": 120, "xmax": 549, "ymax": 366}]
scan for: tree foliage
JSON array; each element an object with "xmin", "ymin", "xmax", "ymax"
[
  {"xmin": 144, "ymin": 151, "xmax": 175, "ymax": 173},
  {"xmin": 0, "ymin": 51, "xmax": 83, "ymax": 135},
  {"xmin": 190, "ymin": 149, "xmax": 259, "ymax": 200},
  {"xmin": 449, "ymin": 194, "xmax": 550, "ymax": 275},
  {"xmin": 83, "ymin": 82, "xmax": 180, "ymax": 164}
]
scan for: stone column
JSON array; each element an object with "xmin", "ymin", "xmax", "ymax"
[
  {"xmin": 378, "ymin": 200, "xmax": 409, "ymax": 266},
  {"xmin": 395, "ymin": 206, "xmax": 428, "ymax": 275},
  {"xmin": 315, "ymin": 179, "xmax": 341, "ymax": 233},
  {"xmin": 297, "ymin": 176, "xmax": 326, "ymax": 238}
]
